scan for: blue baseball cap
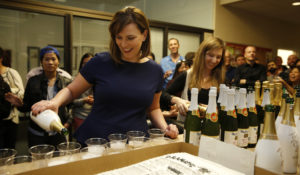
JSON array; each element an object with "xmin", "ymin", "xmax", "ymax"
[{"xmin": 39, "ymin": 46, "xmax": 60, "ymax": 61}]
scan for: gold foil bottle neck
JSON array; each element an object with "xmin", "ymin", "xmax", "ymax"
[
  {"xmin": 274, "ymin": 83, "xmax": 282, "ymax": 106},
  {"xmin": 255, "ymin": 81, "xmax": 261, "ymax": 105},
  {"xmin": 261, "ymin": 105, "xmax": 278, "ymax": 140},
  {"xmin": 281, "ymin": 98, "xmax": 296, "ymax": 127}
]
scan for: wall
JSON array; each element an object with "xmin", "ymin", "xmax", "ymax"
[
  {"xmin": 145, "ymin": 0, "xmax": 214, "ymax": 29},
  {"xmin": 38, "ymin": 0, "xmax": 215, "ymax": 30},
  {"xmin": 214, "ymin": 0, "xmax": 300, "ymax": 63}
]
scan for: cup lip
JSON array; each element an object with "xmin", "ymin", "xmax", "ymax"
[
  {"xmin": 85, "ymin": 137, "xmax": 108, "ymax": 145},
  {"xmin": 148, "ymin": 128, "xmax": 166, "ymax": 135},
  {"xmin": 0, "ymin": 148, "xmax": 17, "ymax": 159},
  {"xmin": 126, "ymin": 131, "xmax": 146, "ymax": 138},
  {"xmin": 57, "ymin": 142, "xmax": 81, "ymax": 151},
  {"xmin": 108, "ymin": 133, "xmax": 128, "ymax": 141},
  {"xmin": 5, "ymin": 155, "xmax": 36, "ymax": 165},
  {"xmin": 29, "ymin": 144, "xmax": 55, "ymax": 155}
]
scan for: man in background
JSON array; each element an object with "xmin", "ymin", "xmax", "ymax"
[
  {"xmin": 234, "ymin": 54, "xmax": 246, "ymax": 67},
  {"xmin": 234, "ymin": 46, "xmax": 266, "ymax": 88},
  {"xmin": 160, "ymin": 38, "xmax": 184, "ymax": 89}
]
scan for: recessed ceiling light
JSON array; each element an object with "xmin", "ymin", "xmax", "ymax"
[{"xmin": 292, "ymin": 2, "xmax": 300, "ymax": 6}]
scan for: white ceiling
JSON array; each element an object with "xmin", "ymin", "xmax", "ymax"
[{"xmin": 221, "ymin": 0, "xmax": 300, "ymax": 24}]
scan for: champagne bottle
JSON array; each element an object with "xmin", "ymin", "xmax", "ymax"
[
  {"xmin": 255, "ymin": 103, "xmax": 282, "ymax": 174},
  {"xmin": 247, "ymin": 86, "xmax": 258, "ymax": 148},
  {"xmin": 224, "ymin": 89, "xmax": 238, "ymax": 145},
  {"xmin": 255, "ymin": 81, "xmax": 263, "ymax": 140},
  {"xmin": 274, "ymin": 83, "xmax": 282, "ymax": 118},
  {"xmin": 294, "ymin": 85, "xmax": 300, "ymax": 124},
  {"xmin": 237, "ymin": 88, "xmax": 249, "ymax": 148},
  {"xmin": 277, "ymin": 97, "xmax": 298, "ymax": 174},
  {"xmin": 258, "ymin": 81, "xmax": 269, "ymax": 137},
  {"xmin": 220, "ymin": 86, "xmax": 229, "ymax": 141},
  {"xmin": 184, "ymin": 88, "xmax": 202, "ymax": 146},
  {"xmin": 275, "ymin": 87, "xmax": 288, "ymax": 131},
  {"xmin": 202, "ymin": 88, "xmax": 219, "ymax": 139},
  {"xmin": 30, "ymin": 109, "xmax": 69, "ymax": 136}
]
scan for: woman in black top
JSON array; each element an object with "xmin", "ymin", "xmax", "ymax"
[{"xmin": 161, "ymin": 37, "xmax": 226, "ymax": 120}]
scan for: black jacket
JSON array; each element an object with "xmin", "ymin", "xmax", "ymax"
[{"xmin": 18, "ymin": 72, "xmax": 72, "ymax": 133}]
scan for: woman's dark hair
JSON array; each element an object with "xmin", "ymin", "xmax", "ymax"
[
  {"xmin": 150, "ymin": 52, "xmax": 155, "ymax": 61},
  {"xmin": 0, "ymin": 47, "xmax": 11, "ymax": 67},
  {"xmin": 172, "ymin": 61, "xmax": 185, "ymax": 80},
  {"xmin": 79, "ymin": 53, "xmax": 94, "ymax": 71},
  {"xmin": 109, "ymin": 6, "xmax": 150, "ymax": 64}
]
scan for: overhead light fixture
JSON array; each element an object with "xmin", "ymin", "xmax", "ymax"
[{"xmin": 292, "ymin": 1, "xmax": 300, "ymax": 6}]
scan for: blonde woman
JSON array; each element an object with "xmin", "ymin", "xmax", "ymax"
[{"xmin": 161, "ymin": 37, "xmax": 226, "ymax": 120}]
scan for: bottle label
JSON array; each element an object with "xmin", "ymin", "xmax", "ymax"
[
  {"xmin": 248, "ymin": 126, "xmax": 258, "ymax": 144},
  {"xmin": 190, "ymin": 131, "xmax": 201, "ymax": 146},
  {"xmin": 237, "ymin": 128, "xmax": 249, "ymax": 147},
  {"xmin": 227, "ymin": 110, "xmax": 237, "ymax": 118},
  {"xmin": 224, "ymin": 131, "xmax": 238, "ymax": 145},
  {"xmin": 237, "ymin": 108, "xmax": 248, "ymax": 117},
  {"xmin": 205, "ymin": 112, "xmax": 218, "ymax": 122},
  {"xmin": 249, "ymin": 107, "xmax": 257, "ymax": 114},
  {"xmin": 184, "ymin": 129, "xmax": 201, "ymax": 146},
  {"xmin": 192, "ymin": 110, "xmax": 200, "ymax": 118}
]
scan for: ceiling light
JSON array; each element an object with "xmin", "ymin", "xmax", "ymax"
[{"xmin": 292, "ymin": 2, "xmax": 300, "ymax": 6}]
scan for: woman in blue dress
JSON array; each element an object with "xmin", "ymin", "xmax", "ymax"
[{"xmin": 31, "ymin": 6, "xmax": 179, "ymax": 144}]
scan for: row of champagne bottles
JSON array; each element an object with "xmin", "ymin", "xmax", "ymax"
[{"xmin": 184, "ymin": 81, "xmax": 300, "ymax": 174}]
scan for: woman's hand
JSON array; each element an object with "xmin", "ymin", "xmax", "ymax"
[
  {"xmin": 31, "ymin": 100, "xmax": 59, "ymax": 116},
  {"xmin": 4, "ymin": 92, "xmax": 23, "ymax": 107},
  {"xmin": 172, "ymin": 97, "xmax": 189, "ymax": 116},
  {"xmin": 165, "ymin": 124, "xmax": 179, "ymax": 139}
]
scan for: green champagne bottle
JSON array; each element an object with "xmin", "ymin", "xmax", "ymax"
[
  {"xmin": 247, "ymin": 86, "xmax": 258, "ymax": 148},
  {"xmin": 219, "ymin": 85, "xmax": 227, "ymax": 141},
  {"xmin": 202, "ymin": 87, "xmax": 219, "ymax": 139},
  {"xmin": 224, "ymin": 88, "xmax": 238, "ymax": 145},
  {"xmin": 184, "ymin": 88, "xmax": 202, "ymax": 146},
  {"xmin": 237, "ymin": 88, "xmax": 249, "ymax": 148}
]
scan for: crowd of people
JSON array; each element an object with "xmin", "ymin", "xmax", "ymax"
[{"xmin": 0, "ymin": 6, "xmax": 299, "ymax": 150}]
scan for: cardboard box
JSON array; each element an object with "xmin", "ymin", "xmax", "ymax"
[{"xmin": 18, "ymin": 142, "xmax": 276, "ymax": 175}]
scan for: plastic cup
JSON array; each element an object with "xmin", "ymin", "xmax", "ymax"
[
  {"xmin": 57, "ymin": 142, "xmax": 81, "ymax": 154},
  {"xmin": 29, "ymin": 144, "xmax": 55, "ymax": 160},
  {"xmin": 0, "ymin": 149, "xmax": 17, "ymax": 166},
  {"xmin": 85, "ymin": 138, "xmax": 107, "ymax": 156},
  {"xmin": 5, "ymin": 156, "xmax": 37, "ymax": 174},
  {"xmin": 46, "ymin": 151, "xmax": 70, "ymax": 167},
  {"xmin": 126, "ymin": 131, "xmax": 146, "ymax": 149},
  {"xmin": 80, "ymin": 147, "xmax": 105, "ymax": 160},
  {"xmin": 148, "ymin": 128, "xmax": 165, "ymax": 139},
  {"xmin": 0, "ymin": 149, "xmax": 17, "ymax": 174},
  {"xmin": 107, "ymin": 133, "xmax": 127, "ymax": 153},
  {"xmin": 29, "ymin": 144, "xmax": 55, "ymax": 168}
]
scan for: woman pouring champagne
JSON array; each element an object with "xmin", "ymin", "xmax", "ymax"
[{"xmin": 31, "ymin": 6, "xmax": 178, "ymax": 145}]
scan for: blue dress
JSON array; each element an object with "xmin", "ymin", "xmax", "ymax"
[{"xmin": 74, "ymin": 52, "xmax": 164, "ymax": 143}]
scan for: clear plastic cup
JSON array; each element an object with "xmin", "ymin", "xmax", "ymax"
[
  {"xmin": 0, "ymin": 149, "xmax": 17, "ymax": 174},
  {"xmin": 46, "ymin": 151, "xmax": 70, "ymax": 167},
  {"xmin": 29, "ymin": 144, "xmax": 55, "ymax": 160},
  {"xmin": 57, "ymin": 142, "xmax": 81, "ymax": 154},
  {"xmin": 85, "ymin": 138, "xmax": 107, "ymax": 157},
  {"xmin": 107, "ymin": 133, "xmax": 127, "ymax": 153},
  {"xmin": 126, "ymin": 131, "xmax": 146, "ymax": 149},
  {"xmin": 80, "ymin": 147, "xmax": 106, "ymax": 160},
  {"xmin": 0, "ymin": 149, "xmax": 17, "ymax": 166},
  {"xmin": 5, "ymin": 156, "xmax": 37, "ymax": 174},
  {"xmin": 29, "ymin": 144, "xmax": 55, "ymax": 168},
  {"xmin": 148, "ymin": 128, "xmax": 165, "ymax": 139}
]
